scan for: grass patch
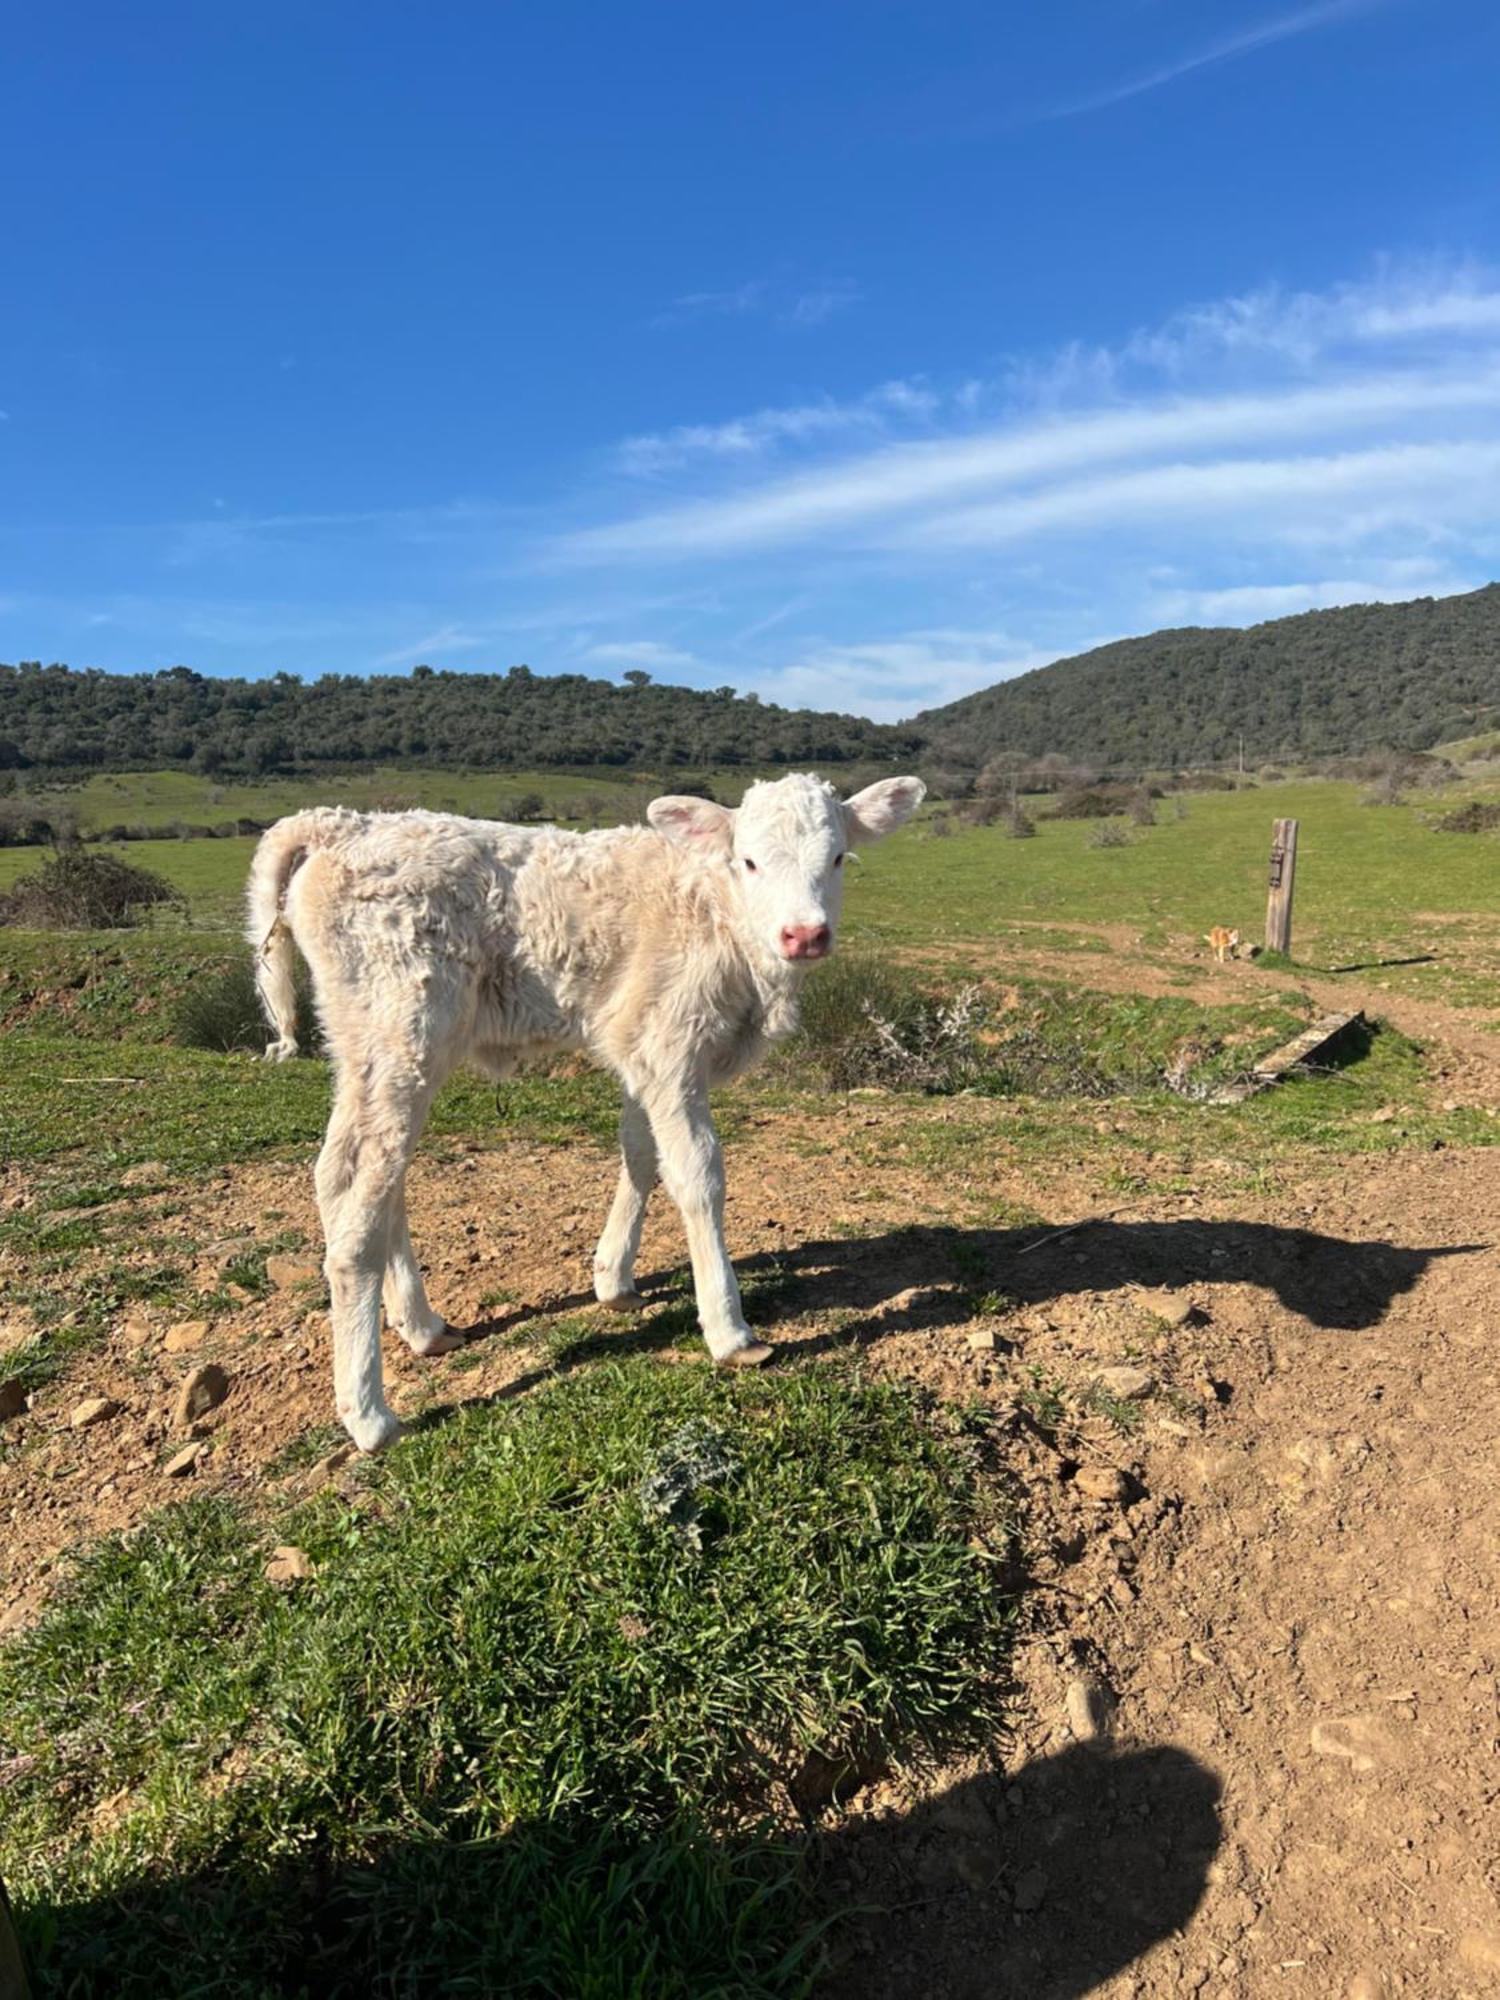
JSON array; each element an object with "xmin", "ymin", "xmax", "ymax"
[
  {"xmin": 1, "ymin": 1361, "xmax": 1015, "ymax": 1996},
  {"xmin": 0, "ymin": 1036, "xmax": 622, "ymax": 1173}
]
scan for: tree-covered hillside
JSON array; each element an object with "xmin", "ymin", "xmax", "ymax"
[
  {"xmin": 5, "ymin": 584, "xmax": 1499, "ymax": 779},
  {"xmin": 918, "ymin": 584, "xmax": 1500, "ymax": 769},
  {"xmin": 0, "ymin": 662, "xmax": 916, "ymax": 777}
]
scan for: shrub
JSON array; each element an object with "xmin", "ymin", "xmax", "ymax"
[
  {"xmin": 794, "ymin": 954, "xmax": 991, "ymax": 1093},
  {"xmin": 958, "ymin": 794, "xmax": 1006, "ymax": 827},
  {"xmin": 0, "ymin": 851, "xmax": 184, "ymax": 929},
  {"xmin": 172, "ymin": 957, "xmax": 319, "ymax": 1054},
  {"xmin": 1434, "ymin": 800, "xmax": 1500, "ymax": 834},
  {"xmin": 1050, "ymin": 785, "xmax": 1130, "ymax": 820},
  {"xmin": 1087, "ymin": 820, "xmax": 1131, "ymax": 849},
  {"xmin": 924, "ymin": 809, "xmax": 953, "ymax": 838},
  {"xmin": 1005, "ymin": 804, "xmax": 1036, "ymax": 838},
  {"xmin": 1126, "ymin": 790, "xmax": 1156, "ymax": 827}
]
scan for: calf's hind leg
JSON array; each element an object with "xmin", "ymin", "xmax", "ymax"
[
  {"xmin": 384, "ymin": 1175, "xmax": 462, "ymax": 1354},
  {"xmin": 593, "ymin": 1091, "xmax": 656, "ymax": 1309},
  {"xmin": 316, "ymin": 1071, "xmax": 438, "ymax": 1451}
]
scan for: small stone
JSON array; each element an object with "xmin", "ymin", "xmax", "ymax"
[
  {"xmin": 1074, "ymin": 1464, "xmax": 1132, "ymax": 1503},
  {"xmin": 1368, "ymin": 1104, "xmax": 1398, "ymax": 1124},
  {"xmin": 0, "ymin": 1380, "xmax": 26, "ymax": 1423},
  {"xmin": 119, "ymin": 1316, "xmax": 154, "ymax": 1350},
  {"xmin": 165, "ymin": 1319, "xmax": 210, "ymax": 1353},
  {"xmin": 1457, "ymin": 1929, "xmax": 1500, "ymax": 1975},
  {"xmin": 1066, "ymin": 1673, "xmax": 1116, "ymax": 1741},
  {"xmin": 1133, "ymin": 1289, "xmax": 1203, "ymax": 1327},
  {"xmin": 163, "ymin": 1441, "xmax": 208, "ymax": 1477},
  {"xmin": 70, "ymin": 1395, "xmax": 121, "ymax": 1430},
  {"xmin": 966, "ymin": 1328, "xmax": 997, "ymax": 1353},
  {"xmin": 266, "ymin": 1256, "xmax": 320, "ymax": 1290},
  {"xmin": 304, "ymin": 1445, "xmax": 354, "ymax": 1491},
  {"xmin": 1346, "ymin": 1970, "xmax": 1392, "ymax": 2000},
  {"xmin": 1012, "ymin": 1867, "xmax": 1048, "ymax": 1912},
  {"xmin": 1096, "ymin": 1365, "xmax": 1155, "ymax": 1400},
  {"xmin": 264, "ymin": 1545, "xmax": 316, "ymax": 1585},
  {"xmin": 1309, "ymin": 1715, "xmax": 1402, "ymax": 1774},
  {"xmin": 173, "ymin": 1363, "xmax": 230, "ymax": 1429}
]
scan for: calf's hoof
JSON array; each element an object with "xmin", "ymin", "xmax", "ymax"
[
  {"xmin": 399, "ymin": 1321, "xmax": 464, "ymax": 1357},
  {"xmin": 718, "ymin": 1342, "xmax": 774, "ymax": 1370},
  {"xmin": 596, "ymin": 1290, "xmax": 645, "ymax": 1315},
  {"xmin": 342, "ymin": 1406, "xmax": 403, "ymax": 1454}
]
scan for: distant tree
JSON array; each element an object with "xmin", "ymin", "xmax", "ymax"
[{"xmin": 623, "ymin": 670, "xmax": 652, "ymax": 689}]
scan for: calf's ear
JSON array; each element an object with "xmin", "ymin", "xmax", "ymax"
[
  {"xmin": 843, "ymin": 776, "xmax": 926, "ymax": 844},
  {"xmin": 647, "ymin": 796, "xmax": 737, "ymax": 851}
]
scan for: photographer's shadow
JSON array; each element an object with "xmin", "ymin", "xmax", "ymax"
[{"xmin": 819, "ymin": 1741, "xmax": 1222, "ymax": 1999}]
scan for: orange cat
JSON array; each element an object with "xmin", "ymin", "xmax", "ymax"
[{"xmin": 1205, "ymin": 925, "xmax": 1239, "ymax": 963}]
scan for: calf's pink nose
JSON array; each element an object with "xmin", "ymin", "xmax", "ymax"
[{"xmin": 780, "ymin": 923, "xmax": 831, "ymax": 959}]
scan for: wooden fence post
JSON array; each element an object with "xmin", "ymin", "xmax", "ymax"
[{"xmin": 1266, "ymin": 818, "xmax": 1298, "ymax": 957}]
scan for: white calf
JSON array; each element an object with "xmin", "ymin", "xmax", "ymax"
[{"xmin": 247, "ymin": 771, "xmax": 925, "ymax": 1450}]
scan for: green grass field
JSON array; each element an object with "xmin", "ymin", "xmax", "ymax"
[
  {"xmin": 3, "ymin": 767, "xmax": 1500, "ymax": 1993},
  {"xmin": 6, "ymin": 777, "xmax": 1500, "ymax": 1015},
  {"xmin": 11, "ymin": 761, "xmax": 766, "ymax": 837}
]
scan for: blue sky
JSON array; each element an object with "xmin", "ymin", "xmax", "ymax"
[{"xmin": 4, "ymin": 0, "xmax": 1499, "ymax": 719}]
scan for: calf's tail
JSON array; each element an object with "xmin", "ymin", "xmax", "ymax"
[{"xmin": 245, "ymin": 812, "xmax": 341, "ymax": 1061}]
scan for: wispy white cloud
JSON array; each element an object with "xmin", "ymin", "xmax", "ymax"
[
  {"xmin": 581, "ymin": 638, "xmax": 702, "ymax": 671},
  {"xmin": 756, "ymin": 628, "xmax": 1060, "ymax": 722},
  {"xmin": 653, "ymin": 281, "xmax": 767, "ymax": 328},
  {"xmin": 370, "ymin": 624, "xmax": 491, "ymax": 669},
  {"xmin": 1148, "ymin": 568, "xmax": 1482, "ymax": 625},
  {"xmin": 563, "ymin": 366, "xmax": 1500, "ymax": 560},
  {"xmin": 1039, "ymin": 0, "xmax": 1397, "ymax": 122},
  {"xmin": 551, "ymin": 265, "xmax": 1500, "ymax": 577},
  {"xmin": 614, "ymin": 379, "xmax": 938, "ymax": 475},
  {"xmin": 897, "ymin": 438, "xmax": 1500, "ymax": 552},
  {"xmin": 785, "ymin": 282, "xmax": 862, "ymax": 326},
  {"xmin": 651, "ymin": 276, "xmax": 862, "ymax": 333}
]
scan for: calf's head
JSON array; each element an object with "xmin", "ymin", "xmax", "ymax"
[{"xmin": 648, "ymin": 771, "xmax": 926, "ymax": 963}]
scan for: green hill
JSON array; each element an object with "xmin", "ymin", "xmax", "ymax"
[
  {"xmin": 917, "ymin": 583, "xmax": 1500, "ymax": 770},
  {"xmin": 0, "ymin": 660, "xmax": 917, "ymax": 778},
  {"xmin": 5, "ymin": 584, "xmax": 1499, "ymax": 783}
]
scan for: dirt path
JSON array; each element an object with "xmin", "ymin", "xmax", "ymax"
[{"xmin": 3, "ymin": 1114, "xmax": 1498, "ymax": 1996}]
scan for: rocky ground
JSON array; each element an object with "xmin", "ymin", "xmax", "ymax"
[{"xmin": 3, "ymin": 1081, "xmax": 1499, "ymax": 1997}]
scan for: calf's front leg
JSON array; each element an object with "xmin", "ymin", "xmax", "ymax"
[{"xmin": 639, "ymin": 1078, "xmax": 771, "ymax": 1367}]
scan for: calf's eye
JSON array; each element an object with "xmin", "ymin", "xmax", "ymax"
[
  {"xmin": 833, "ymin": 853, "xmax": 845, "ymax": 868},
  {"xmin": 743, "ymin": 858, "xmax": 758, "ymax": 873}
]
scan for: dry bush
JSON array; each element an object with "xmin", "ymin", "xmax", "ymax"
[
  {"xmin": 0, "ymin": 850, "xmax": 185, "ymax": 929},
  {"xmin": 1434, "ymin": 801, "xmax": 1500, "ymax": 834}
]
